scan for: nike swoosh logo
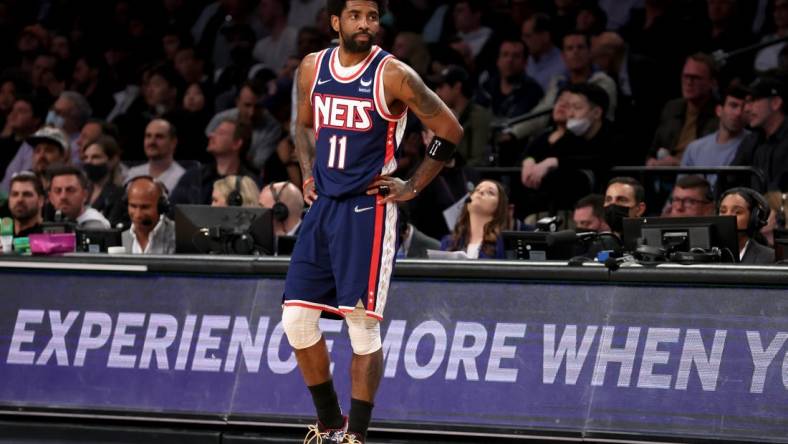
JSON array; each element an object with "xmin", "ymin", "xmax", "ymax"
[
  {"xmin": 354, "ymin": 205, "xmax": 374, "ymax": 213},
  {"xmin": 317, "ymin": 78, "xmax": 331, "ymax": 85},
  {"xmin": 360, "ymin": 78, "xmax": 372, "ymax": 87}
]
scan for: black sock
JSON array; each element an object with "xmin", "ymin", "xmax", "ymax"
[
  {"xmin": 308, "ymin": 380, "xmax": 343, "ymax": 429},
  {"xmin": 348, "ymin": 398, "xmax": 374, "ymax": 440}
]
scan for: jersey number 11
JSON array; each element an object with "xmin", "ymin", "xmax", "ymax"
[{"xmin": 327, "ymin": 135, "xmax": 347, "ymax": 169}]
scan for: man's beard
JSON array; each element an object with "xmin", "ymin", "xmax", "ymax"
[
  {"xmin": 11, "ymin": 205, "xmax": 38, "ymax": 223},
  {"xmin": 342, "ymin": 30, "xmax": 374, "ymax": 53}
]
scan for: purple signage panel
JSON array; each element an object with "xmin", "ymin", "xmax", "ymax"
[{"xmin": 0, "ymin": 271, "xmax": 786, "ymax": 442}]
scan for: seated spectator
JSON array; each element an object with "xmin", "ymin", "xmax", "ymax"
[
  {"xmin": 604, "ymin": 176, "xmax": 646, "ymax": 236},
  {"xmin": 397, "ymin": 204, "xmax": 440, "ymax": 259},
  {"xmin": 648, "ymin": 53, "xmax": 719, "ymax": 167},
  {"xmin": 519, "ymin": 88, "xmax": 571, "ymax": 185},
  {"xmin": 667, "ymin": 175, "xmax": 715, "ymax": 217},
  {"xmin": 507, "ymin": 31, "xmax": 617, "ymax": 141},
  {"xmin": 258, "ymin": 181, "xmax": 304, "ymax": 236},
  {"xmin": 8, "ymin": 171, "xmax": 44, "ymax": 236},
  {"xmin": 125, "ymin": 119, "xmax": 185, "ymax": 193},
  {"xmin": 82, "ymin": 135, "xmax": 126, "ymax": 228},
  {"xmin": 434, "ymin": 65, "xmax": 491, "ymax": 166},
  {"xmin": 439, "ymin": 180, "xmax": 507, "ymax": 259},
  {"xmin": 170, "ymin": 117, "xmax": 254, "ymax": 205},
  {"xmin": 252, "ymin": 0, "xmax": 297, "ymax": 73},
  {"xmin": 519, "ymin": 83, "xmax": 617, "ymax": 215},
  {"xmin": 47, "ymin": 91, "xmax": 93, "ymax": 165},
  {"xmin": 522, "ymin": 13, "xmax": 566, "ymax": 92},
  {"xmin": 75, "ymin": 119, "xmax": 120, "ymax": 163},
  {"xmin": 71, "ymin": 53, "xmax": 115, "ymax": 119},
  {"xmin": 121, "ymin": 176, "xmax": 175, "ymax": 254},
  {"xmin": 475, "ymin": 38, "xmax": 543, "ymax": 120},
  {"xmin": 754, "ymin": 0, "xmax": 788, "ymax": 73},
  {"xmin": 719, "ymin": 187, "xmax": 775, "ymax": 264},
  {"xmin": 681, "ymin": 85, "xmax": 750, "ymax": 188},
  {"xmin": 0, "ymin": 95, "xmax": 46, "ymax": 192},
  {"xmin": 47, "ymin": 165, "xmax": 110, "ymax": 229},
  {"xmin": 206, "ymin": 79, "xmax": 282, "ymax": 175},
  {"xmin": 27, "ymin": 126, "xmax": 69, "ymax": 181},
  {"xmin": 573, "ymin": 194, "xmax": 610, "ymax": 232},
  {"xmin": 211, "ymin": 175, "xmax": 260, "ymax": 207},
  {"xmin": 730, "ymin": 76, "xmax": 788, "ymax": 191}
]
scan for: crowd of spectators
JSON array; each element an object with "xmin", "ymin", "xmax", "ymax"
[{"xmin": 0, "ymin": 0, "xmax": 786, "ymax": 264}]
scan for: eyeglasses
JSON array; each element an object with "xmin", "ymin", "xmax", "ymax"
[{"xmin": 670, "ymin": 197, "xmax": 710, "ymax": 207}]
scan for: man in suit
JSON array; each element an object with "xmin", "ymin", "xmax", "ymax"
[{"xmin": 397, "ymin": 205, "xmax": 440, "ymax": 259}]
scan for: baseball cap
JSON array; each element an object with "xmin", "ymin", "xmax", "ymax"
[
  {"xmin": 26, "ymin": 126, "xmax": 69, "ymax": 153},
  {"xmin": 747, "ymin": 76, "xmax": 786, "ymax": 100}
]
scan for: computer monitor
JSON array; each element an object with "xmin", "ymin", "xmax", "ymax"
[
  {"xmin": 76, "ymin": 228, "xmax": 122, "ymax": 253},
  {"xmin": 174, "ymin": 205, "xmax": 274, "ymax": 255},
  {"xmin": 502, "ymin": 230, "xmax": 578, "ymax": 261},
  {"xmin": 622, "ymin": 216, "xmax": 739, "ymax": 263},
  {"xmin": 276, "ymin": 235, "xmax": 297, "ymax": 256}
]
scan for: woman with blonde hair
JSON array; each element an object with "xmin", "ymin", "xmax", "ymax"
[
  {"xmin": 440, "ymin": 179, "xmax": 508, "ymax": 259},
  {"xmin": 211, "ymin": 175, "xmax": 260, "ymax": 207}
]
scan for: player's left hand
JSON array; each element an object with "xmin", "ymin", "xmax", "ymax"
[{"xmin": 366, "ymin": 175, "xmax": 417, "ymax": 204}]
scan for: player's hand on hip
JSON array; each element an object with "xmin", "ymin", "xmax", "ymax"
[
  {"xmin": 366, "ymin": 176, "xmax": 417, "ymax": 204},
  {"xmin": 303, "ymin": 180, "xmax": 318, "ymax": 205}
]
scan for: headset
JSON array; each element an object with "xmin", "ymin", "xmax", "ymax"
[
  {"xmin": 124, "ymin": 175, "xmax": 171, "ymax": 217},
  {"xmin": 269, "ymin": 182, "xmax": 290, "ymax": 222},
  {"xmin": 720, "ymin": 187, "xmax": 770, "ymax": 236},
  {"xmin": 227, "ymin": 175, "xmax": 243, "ymax": 207}
]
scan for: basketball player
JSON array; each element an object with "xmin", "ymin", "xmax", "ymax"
[{"xmin": 282, "ymin": 1, "xmax": 463, "ymax": 442}]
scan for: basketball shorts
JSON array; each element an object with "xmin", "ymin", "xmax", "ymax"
[{"xmin": 283, "ymin": 193, "xmax": 397, "ymax": 320}]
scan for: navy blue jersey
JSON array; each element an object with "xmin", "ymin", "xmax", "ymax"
[{"xmin": 309, "ymin": 46, "xmax": 407, "ymax": 198}]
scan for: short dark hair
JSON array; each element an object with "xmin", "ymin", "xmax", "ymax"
[
  {"xmin": 218, "ymin": 117, "xmax": 252, "ymax": 152},
  {"xmin": 567, "ymin": 82, "xmax": 609, "ymax": 116},
  {"xmin": 607, "ymin": 176, "xmax": 645, "ymax": 204},
  {"xmin": 88, "ymin": 134, "xmax": 122, "ymax": 160},
  {"xmin": 687, "ymin": 52, "xmax": 718, "ymax": 80},
  {"xmin": 562, "ymin": 31, "xmax": 591, "ymax": 50},
  {"xmin": 722, "ymin": 84, "xmax": 749, "ymax": 102},
  {"xmin": 574, "ymin": 193, "xmax": 605, "ymax": 219},
  {"xmin": 326, "ymin": 0, "xmax": 387, "ymax": 17},
  {"xmin": 47, "ymin": 164, "xmax": 90, "ymax": 191},
  {"xmin": 14, "ymin": 93, "xmax": 48, "ymax": 123},
  {"xmin": 528, "ymin": 13, "xmax": 553, "ymax": 34},
  {"xmin": 84, "ymin": 118, "xmax": 120, "ymax": 140},
  {"xmin": 10, "ymin": 171, "xmax": 45, "ymax": 197},
  {"xmin": 675, "ymin": 175, "xmax": 713, "ymax": 202}
]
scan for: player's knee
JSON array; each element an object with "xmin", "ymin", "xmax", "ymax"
[
  {"xmin": 345, "ymin": 310, "xmax": 381, "ymax": 355},
  {"xmin": 281, "ymin": 306, "xmax": 322, "ymax": 350}
]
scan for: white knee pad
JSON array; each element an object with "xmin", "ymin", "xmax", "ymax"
[
  {"xmin": 345, "ymin": 308, "xmax": 382, "ymax": 355},
  {"xmin": 281, "ymin": 306, "xmax": 323, "ymax": 350}
]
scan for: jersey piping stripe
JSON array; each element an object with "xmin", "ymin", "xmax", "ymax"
[
  {"xmin": 373, "ymin": 201, "xmax": 397, "ymax": 318},
  {"xmin": 366, "ymin": 194, "xmax": 385, "ymax": 313},
  {"xmin": 329, "ymin": 46, "xmax": 381, "ymax": 83},
  {"xmin": 374, "ymin": 56, "xmax": 408, "ymax": 122},
  {"xmin": 283, "ymin": 300, "xmax": 345, "ymax": 317},
  {"xmin": 309, "ymin": 49, "xmax": 329, "ymax": 106}
]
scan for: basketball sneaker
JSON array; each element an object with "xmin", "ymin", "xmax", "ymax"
[
  {"xmin": 341, "ymin": 432, "xmax": 364, "ymax": 443},
  {"xmin": 303, "ymin": 416, "xmax": 348, "ymax": 444}
]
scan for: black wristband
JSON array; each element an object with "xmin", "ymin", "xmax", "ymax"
[{"xmin": 426, "ymin": 135, "xmax": 456, "ymax": 162}]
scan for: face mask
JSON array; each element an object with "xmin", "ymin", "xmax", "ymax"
[
  {"xmin": 83, "ymin": 163, "xmax": 109, "ymax": 182},
  {"xmin": 566, "ymin": 117, "xmax": 592, "ymax": 136},
  {"xmin": 604, "ymin": 204, "xmax": 631, "ymax": 233},
  {"xmin": 45, "ymin": 110, "xmax": 65, "ymax": 129}
]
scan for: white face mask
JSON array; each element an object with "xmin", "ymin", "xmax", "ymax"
[
  {"xmin": 566, "ymin": 117, "xmax": 592, "ymax": 136},
  {"xmin": 45, "ymin": 110, "xmax": 65, "ymax": 129}
]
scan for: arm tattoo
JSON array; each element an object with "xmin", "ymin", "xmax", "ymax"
[
  {"xmin": 294, "ymin": 125, "xmax": 315, "ymax": 180},
  {"xmin": 294, "ymin": 66, "xmax": 316, "ymax": 179},
  {"xmin": 407, "ymin": 157, "xmax": 444, "ymax": 195},
  {"xmin": 403, "ymin": 72, "xmax": 442, "ymax": 118}
]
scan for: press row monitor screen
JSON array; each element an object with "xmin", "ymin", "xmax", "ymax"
[{"xmin": 622, "ymin": 216, "xmax": 739, "ymax": 263}]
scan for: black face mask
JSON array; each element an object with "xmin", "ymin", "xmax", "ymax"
[
  {"xmin": 83, "ymin": 163, "xmax": 109, "ymax": 182},
  {"xmin": 604, "ymin": 204, "xmax": 631, "ymax": 233}
]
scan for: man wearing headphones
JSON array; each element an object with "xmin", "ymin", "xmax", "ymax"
[
  {"xmin": 258, "ymin": 181, "xmax": 304, "ymax": 236},
  {"xmin": 121, "ymin": 176, "xmax": 175, "ymax": 254},
  {"xmin": 719, "ymin": 187, "xmax": 774, "ymax": 264}
]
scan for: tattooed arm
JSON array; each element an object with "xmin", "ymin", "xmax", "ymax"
[
  {"xmin": 366, "ymin": 59, "xmax": 464, "ymax": 204},
  {"xmin": 294, "ymin": 52, "xmax": 319, "ymax": 204}
]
